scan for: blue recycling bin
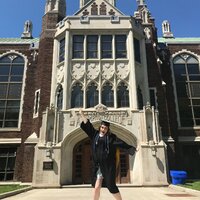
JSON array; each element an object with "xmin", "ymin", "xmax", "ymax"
[{"xmin": 170, "ymin": 170, "xmax": 187, "ymax": 185}]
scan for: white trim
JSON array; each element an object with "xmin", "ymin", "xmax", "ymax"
[
  {"xmin": 0, "ymin": 138, "xmax": 21, "ymax": 144},
  {"xmin": 24, "ymin": 132, "xmax": 39, "ymax": 144},
  {"xmin": 162, "ymin": 136, "xmax": 175, "ymax": 143},
  {"xmin": 170, "ymin": 50, "xmax": 200, "ymax": 127},
  {"xmin": 0, "ymin": 50, "xmax": 28, "ymax": 129},
  {"xmin": 0, "ymin": 128, "xmax": 21, "ymax": 132}
]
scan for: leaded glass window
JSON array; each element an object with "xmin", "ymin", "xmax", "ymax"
[
  {"xmin": 86, "ymin": 82, "xmax": 98, "ymax": 108},
  {"xmin": 73, "ymin": 35, "xmax": 84, "ymax": 59},
  {"xmin": 102, "ymin": 82, "xmax": 114, "ymax": 107},
  {"xmin": 101, "ymin": 35, "xmax": 112, "ymax": 58},
  {"xmin": 87, "ymin": 35, "xmax": 98, "ymax": 59},
  {"xmin": 117, "ymin": 82, "xmax": 129, "ymax": 107},
  {"xmin": 0, "ymin": 148, "xmax": 16, "ymax": 181},
  {"xmin": 0, "ymin": 54, "xmax": 24, "ymax": 128},
  {"xmin": 173, "ymin": 54, "xmax": 200, "ymax": 127},
  {"xmin": 115, "ymin": 35, "xmax": 127, "ymax": 58},
  {"xmin": 71, "ymin": 83, "xmax": 83, "ymax": 108}
]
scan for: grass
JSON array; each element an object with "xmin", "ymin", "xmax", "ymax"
[
  {"xmin": 180, "ymin": 180, "xmax": 200, "ymax": 191},
  {"xmin": 0, "ymin": 184, "xmax": 29, "ymax": 194}
]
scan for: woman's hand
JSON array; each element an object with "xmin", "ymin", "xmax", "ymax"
[{"xmin": 79, "ymin": 108, "xmax": 88, "ymax": 123}]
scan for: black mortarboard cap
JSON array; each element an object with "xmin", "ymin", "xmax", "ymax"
[{"xmin": 101, "ymin": 120, "xmax": 110, "ymax": 127}]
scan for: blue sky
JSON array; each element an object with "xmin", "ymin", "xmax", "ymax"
[{"xmin": 0, "ymin": 0, "xmax": 199, "ymax": 38}]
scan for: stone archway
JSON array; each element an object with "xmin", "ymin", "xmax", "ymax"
[
  {"xmin": 60, "ymin": 121, "xmax": 137, "ymax": 185},
  {"xmin": 72, "ymin": 138, "xmax": 131, "ymax": 184}
]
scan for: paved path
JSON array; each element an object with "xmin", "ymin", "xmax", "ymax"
[{"xmin": 2, "ymin": 186, "xmax": 200, "ymax": 200}]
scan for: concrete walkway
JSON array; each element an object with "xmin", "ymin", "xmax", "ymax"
[{"xmin": 2, "ymin": 185, "xmax": 200, "ymax": 200}]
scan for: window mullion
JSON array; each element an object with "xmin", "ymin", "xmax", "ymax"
[{"xmin": 186, "ymin": 62, "xmax": 196, "ymax": 125}]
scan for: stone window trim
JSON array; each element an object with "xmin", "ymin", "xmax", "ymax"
[
  {"xmin": 72, "ymin": 34, "xmax": 128, "ymax": 60},
  {"xmin": 171, "ymin": 51, "xmax": 200, "ymax": 127},
  {"xmin": 0, "ymin": 51, "xmax": 27, "ymax": 129},
  {"xmin": 117, "ymin": 81, "xmax": 130, "ymax": 108}
]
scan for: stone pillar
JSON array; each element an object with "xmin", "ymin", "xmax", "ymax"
[{"xmin": 139, "ymin": 103, "xmax": 169, "ymax": 185}]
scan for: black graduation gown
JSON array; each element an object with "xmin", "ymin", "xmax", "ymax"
[{"xmin": 80, "ymin": 120, "xmax": 135, "ymax": 194}]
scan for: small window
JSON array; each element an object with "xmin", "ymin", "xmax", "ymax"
[
  {"xmin": 59, "ymin": 38, "xmax": 65, "ymax": 63},
  {"xmin": 101, "ymin": 35, "xmax": 112, "ymax": 59},
  {"xmin": 134, "ymin": 38, "xmax": 141, "ymax": 63},
  {"xmin": 0, "ymin": 148, "xmax": 17, "ymax": 181},
  {"xmin": 33, "ymin": 89, "xmax": 40, "ymax": 118},
  {"xmin": 115, "ymin": 35, "xmax": 127, "ymax": 58},
  {"xmin": 87, "ymin": 35, "xmax": 98, "ymax": 59},
  {"xmin": 73, "ymin": 35, "xmax": 84, "ymax": 59}
]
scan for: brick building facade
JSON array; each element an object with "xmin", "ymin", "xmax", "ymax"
[{"xmin": 0, "ymin": 0, "xmax": 199, "ymax": 186}]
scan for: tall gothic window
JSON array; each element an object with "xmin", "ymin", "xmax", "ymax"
[
  {"xmin": 56, "ymin": 84, "xmax": 63, "ymax": 110},
  {"xmin": 0, "ymin": 54, "xmax": 24, "ymax": 128},
  {"xmin": 86, "ymin": 82, "xmax": 99, "ymax": 108},
  {"xmin": 117, "ymin": 82, "xmax": 129, "ymax": 107},
  {"xmin": 173, "ymin": 54, "xmax": 200, "ymax": 127},
  {"xmin": 71, "ymin": 83, "xmax": 83, "ymax": 108},
  {"xmin": 102, "ymin": 82, "xmax": 114, "ymax": 107}
]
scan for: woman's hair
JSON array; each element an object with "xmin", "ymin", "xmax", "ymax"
[{"xmin": 101, "ymin": 120, "xmax": 110, "ymax": 127}]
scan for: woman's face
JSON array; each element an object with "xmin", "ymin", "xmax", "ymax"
[{"xmin": 99, "ymin": 125, "xmax": 109, "ymax": 135}]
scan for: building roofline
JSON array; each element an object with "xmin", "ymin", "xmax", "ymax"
[
  {"xmin": 158, "ymin": 37, "xmax": 200, "ymax": 44},
  {"xmin": 0, "ymin": 38, "xmax": 39, "ymax": 44}
]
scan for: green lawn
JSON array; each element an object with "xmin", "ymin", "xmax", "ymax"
[
  {"xmin": 180, "ymin": 180, "xmax": 200, "ymax": 191},
  {"xmin": 0, "ymin": 185, "xmax": 29, "ymax": 194}
]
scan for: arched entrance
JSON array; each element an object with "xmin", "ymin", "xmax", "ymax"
[{"xmin": 72, "ymin": 138, "xmax": 130, "ymax": 184}]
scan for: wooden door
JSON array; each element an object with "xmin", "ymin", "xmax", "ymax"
[
  {"xmin": 73, "ymin": 139, "xmax": 92, "ymax": 184},
  {"xmin": 116, "ymin": 149, "xmax": 130, "ymax": 183},
  {"xmin": 73, "ymin": 138, "xmax": 130, "ymax": 184}
]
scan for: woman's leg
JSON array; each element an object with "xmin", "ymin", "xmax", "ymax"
[
  {"xmin": 93, "ymin": 178, "xmax": 103, "ymax": 200},
  {"xmin": 112, "ymin": 192, "xmax": 122, "ymax": 200}
]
